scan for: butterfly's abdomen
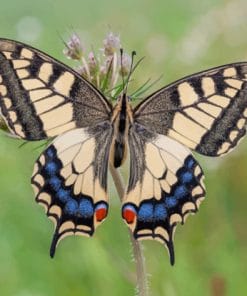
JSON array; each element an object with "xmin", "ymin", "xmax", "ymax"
[{"xmin": 112, "ymin": 136, "xmax": 127, "ymax": 168}]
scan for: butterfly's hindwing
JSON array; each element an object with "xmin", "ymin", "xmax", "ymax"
[
  {"xmin": 31, "ymin": 123, "xmax": 113, "ymax": 257},
  {"xmin": 134, "ymin": 63, "xmax": 247, "ymax": 156},
  {"xmin": 0, "ymin": 39, "xmax": 112, "ymax": 140},
  {"xmin": 122, "ymin": 124, "xmax": 205, "ymax": 265}
]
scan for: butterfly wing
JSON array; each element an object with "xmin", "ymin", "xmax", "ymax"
[
  {"xmin": 122, "ymin": 124, "xmax": 205, "ymax": 265},
  {"xmin": 31, "ymin": 122, "xmax": 113, "ymax": 257},
  {"xmin": 0, "ymin": 38, "xmax": 112, "ymax": 139},
  {"xmin": 134, "ymin": 63, "xmax": 247, "ymax": 156}
]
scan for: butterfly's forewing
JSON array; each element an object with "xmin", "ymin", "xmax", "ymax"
[
  {"xmin": 122, "ymin": 125, "xmax": 205, "ymax": 264},
  {"xmin": 0, "ymin": 39, "xmax": 112, "ymax": 140},
  {"xmin": 31, "ymin": 122, "xmax": 113, "ymax": 256},
  {"xmin": 134, "ymin": 63, "xmax": 247, "ymax": 156}
]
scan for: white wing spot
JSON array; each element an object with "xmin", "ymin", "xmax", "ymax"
[
  {"xmin": 201, "ymin": 77, "xmax": 215, "ymax": 97},
  {"xmin": 22, "ymin": 78, "xmax": 45, "ymax": 90},
  {"xmin": 208, "ymin": 95, "xmax": 230, "ymax": 108},
  {"xmin": 224, "ymin": 87, "xmax": 238, "ymax": 98},
  {"xmin": 29, "ymin": 89, "xmax": 53, "ymax": 101},
  {"xmin": 223, "ymin": 67, "xmax": 237, "ymax": 77},
  {"xmin": 12, "ymin": 59, "xmax": 30, "ymax": 69},
  {"xmin": 21, "ymin": 48, "xmax": 34, "ymax": 59},
  {"xmin": 53, "ymin": 71, "xmax": 75, "ymax": 96},
  {"xmin": 173, "ymin": 112, "xmax": 207, "ymax": 143},
  {"xmin": 225, "ymin": 78, "xmax": 243, "ymax": 89},
  {"xmin": 38, "ymin": 62, "xmax": 53, "ymax": 83},
  {"xmin": 184, "ymin": 107, "xmax": 214, "ymax": 129},
  {"xmin": 178, "ymin": 82, "xmax": 198, "ymax": 106},
  {"xmin": 0, "ymin": 85, "xmax": 7, "ymax": 96},
  {"xmin": 16, "ymin": 69, "xmax": 29, "ymax": 79}
]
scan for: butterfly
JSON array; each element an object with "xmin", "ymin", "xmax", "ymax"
[{"xmin": 0, "ymin": 38, "xmax": 246, "ymax": 265}]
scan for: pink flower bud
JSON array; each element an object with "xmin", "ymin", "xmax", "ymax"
[
  {"xmin": 103, "ymin": 32, "xmax": 121, "ymax": 56},
  {"xmin": 75, "ymin": 65, "xmax": 88, "ymax": 77},
  {"xmin": 88, "ymin": 52, "xmax": 97, "ymax": 74},
  {"xmin": 63, "ymin": 33, "xmax": 84, "ymax": 60},
  {"xmin": 119, "ymin": 53, "xmax": 131, "ymax": 76}
]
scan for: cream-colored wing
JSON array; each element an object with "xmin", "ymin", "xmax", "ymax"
[
  {"xmin": 122, "ymin": 124, "xmax": 205, "ymax": 265},
  {"xmin": 31, "ymin": 122, "xmax": 113, "ymax": 257},
  {"xmin": 0, "ymin": 38, "xmax": 112, "ymax": 139},
  {"xmin": 134, "ymin": 63, "xmax": 247, "ymax": 156}
]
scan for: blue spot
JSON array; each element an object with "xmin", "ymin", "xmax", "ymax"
[
  {"xmin": 138, "ymin": 203, "xmax": 153, "ymax": 222},
  {"xmin": 56, "ymin": 189, "xmax": 70, "ymax": 202},
  {"xmin": 65, "ymin": 199, "xmax": 78, "ymax": 215},
  {"xmin": 78, "ymin": 199, "xmax": 94, "ymax": 217},
  {"xmin": 174, "ymin": 185, "xmax": 187, "ymax": 199},
  {"xmin": 181, "ymin": 171, "xmax": 193, "ymax": 184},
  {"xmin": 154, "ymin": 204, "xmax": 167, "ymax": 220},
  {"xmin": 46, "ymin": 148, "xmax": 55, "ymax": 159},
  {"xmin": 186, "ymin": 157, "xmax": 195, "ymax": 169},
  {"xmin": 45, "ymin": 162, "xmax": 57, "ymax": 175},
  {"xmin": 165, "ymin": 196, "xmax": 178, "ymax": 208},
  {"xmin": 49, "ymin": 176, "xmax": 61, "ymax": 191}
]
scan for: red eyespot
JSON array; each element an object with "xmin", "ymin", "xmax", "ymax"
[
  {"xmin": 95, "ymin": 205, "xmax": 108, "ymax": 222},
  {"xmin": 122, "ymin": 206, "xmax": 136, "ymax": 224}
]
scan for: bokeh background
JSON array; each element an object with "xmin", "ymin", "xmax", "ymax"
[{"xmin": 0, "ymin": 0, "xmax": 247, "ymax": 295}]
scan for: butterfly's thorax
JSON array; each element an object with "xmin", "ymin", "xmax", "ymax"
[{"xmin": 110, "ymin": 94, "xmax": 133, "ymax": 168}]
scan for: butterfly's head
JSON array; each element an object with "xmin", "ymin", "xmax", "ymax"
[{"xmin": 116, "ymin": 92, "xmax": 131, "ymax": 103}]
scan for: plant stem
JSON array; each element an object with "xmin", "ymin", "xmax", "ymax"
[{"xmin": 109, "ymin": 163, "xmax": 149, "ymax": 296}]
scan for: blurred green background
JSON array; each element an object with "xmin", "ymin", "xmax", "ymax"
[{"xmin": 0, "ymin": 0, "xmax": 247, "ymax": 295}]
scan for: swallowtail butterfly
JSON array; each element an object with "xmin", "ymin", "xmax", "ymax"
[{"xmin": 0, "ymin": 38, "xmax": 246, "ymax": 264}]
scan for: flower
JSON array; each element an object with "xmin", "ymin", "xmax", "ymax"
[
  {"xmin": 88, "ymin": 51, "xmax": 98, "ymax": 75},
  {"xmin": 62, "ymin": 31, "xmax": 158, "ymax": 100},
  {"xmin": 103, "ymin": 32, "xmax": 121, "ymax": 56},
  {"xmin": 98, "ymin": 56, "xmax": 112, "ymax": 77},
  {"xmin": 75, "ymin": 65, "xmax": 88, "ymax": 78},
  {"xmin": 63, "ymin": 33, "xmax": 84, "ymax": 60},
  {"xmin": 119, "ymin": 52, "xmax": 131, "ymax": 76}
]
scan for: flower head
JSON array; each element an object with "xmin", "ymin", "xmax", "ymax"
[
  {"xmin": 119, "ymin": 52, "xmax": 131, "ymax": 76},
  {"xmin": 103, "ymin": 32, "xmax": 121, "ymax": 56},
  {"xmin": 63, "ymin": 33, "xmax": 84, "ymax": 60},
  {"xmin": 75, "ymin": 65, "xmax": 88, "ymax": 78},
  {"xmin": 87, "ymin": 51, "xmax": 98, "ymax": 75},
  {"xmin": 61, "ymin": 31, "xmax": 157, "ymax": 100}
]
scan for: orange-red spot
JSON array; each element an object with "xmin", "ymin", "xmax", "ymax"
[
  {"xmin": 96, "ymin": 207, "xmax": 107, "ymax": 221},
  {"xmin": 123, "ymin": 208, "xmax": 136, "ymax": 224}
]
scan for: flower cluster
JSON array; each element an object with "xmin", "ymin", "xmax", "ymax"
[{"xmin": 63, "ymin": 32, "xmax": 132, "ymax": 97}]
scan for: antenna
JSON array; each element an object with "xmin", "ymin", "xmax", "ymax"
[
  {"xmin": 120, "ymin": 48, "xmax": 125, "ymax": 90},
  {"xmin": 120, "ymin": 49, "xmax": 137, "ymax": 95}
]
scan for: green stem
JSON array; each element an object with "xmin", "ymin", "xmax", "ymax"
[{"xmin": 109, "ymin": 163, "xmax": 149, "ymax": 296}]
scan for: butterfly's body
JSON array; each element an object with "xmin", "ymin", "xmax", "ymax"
[
  {"xmin": 0, "ymin": 38, "xmax": 247, "ymax": 265},
  {"xmin": 110, "ymin": 94, "xmax": 133, "ymax": 168}
]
